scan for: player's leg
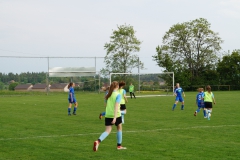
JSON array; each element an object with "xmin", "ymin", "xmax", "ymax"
[
  {"xmin": 180, "ymin": 97, "xmax": 184, "ymax": 110},
  {"xmin": 116, "ymin": 117, "xmax": 126, "ymax": 150},
  {"xmin": 99, "ymin": 111, "xmax": 105, "ymax": 120},
  {"xmin": 132, "ymin": 92, "xmax": 136, "ymax": 99},
  {"xmin": 194, "ymin": 104, "xmax": 201, "ymax": 116},
  {"xmin": 68, "ymin": 100, "xmax": 72, "ymax": 116},
  {"xmin": 120, "ymin": 104, "xmax": 127, "ymax": 124},
  {"xmin": 130, "ymin": 92, "xmax": 133, "ymax": 99},
  {"xmin": 93, "ymin": 118, "xmax": 113, "ymax": 151},
  {"xmin": 73, "ymin": 101, "xmax": 78, "ymax": 115},
  {"xmin": 172, "ymin": 102, "xmax": 177, "ymax": 110}
]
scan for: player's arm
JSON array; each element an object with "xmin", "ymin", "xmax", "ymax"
[
  {"xmin": 70, "ymin": 92, "xmax": 73, "ymax": 102},
  {"xmin": 182, "ymin": 91, "xmax": 185, "ymax": 97},
  {"xmin": 123, "ymin": 90, "xmax": 128, "ymax": 103},
  {"xmin": 212, "ymin": 93, "xmax": 216, "ymax": 104}
]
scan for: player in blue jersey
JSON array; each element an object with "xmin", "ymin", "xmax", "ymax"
[
  {"xmin": 99, "ymin": 86, "xmax": 109, "ymax": 119},
  {"xmin": 194, "ymin": 88, "xmax": 206, "ymax": 117},
  {"xmin": 172, "ymin": 83, "xmax": 185, "ymax": 110},
  {"xmin": 68, "ymin": 82, "xmax": 78, "ymax": 116}
]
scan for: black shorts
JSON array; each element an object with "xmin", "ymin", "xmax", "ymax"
[
  {"xmin": 204, "ymin": 102, "xmax": 213, "ymax": 108},
  {"xmin": 120, "ymin": 104, "xmax": 126, "ymax": 110},
  {"xmin": 105, "ymin": 117, "xmax": 122, "ymax": 126}
]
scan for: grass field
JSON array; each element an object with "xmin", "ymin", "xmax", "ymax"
[{"xmin": 0, "ymin": 91, "xmax": 240, "ymax": 160}]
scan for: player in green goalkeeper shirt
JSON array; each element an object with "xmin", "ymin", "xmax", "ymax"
[{"xmin": 129, "ymin": 83, "xmax": 136, "ymax": 99}]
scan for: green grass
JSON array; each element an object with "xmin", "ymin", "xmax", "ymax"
[{"xmin": 0, "ymin": 91, "xmax": 240, "ymax": 160}]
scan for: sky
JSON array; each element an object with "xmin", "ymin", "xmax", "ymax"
[{"xmin": 0, "ymin": 0, "xmax": 239, "ymax": 74}]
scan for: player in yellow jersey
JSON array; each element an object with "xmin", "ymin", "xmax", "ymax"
[
  {"xmin": 93, "ymin": 81, "xmax": 127, "ymax": 151},
  {"xmin": 119, "ymin": 81, "xmax": 128, "ymax": 124},
  {"xmin": 202, "ymin": 85, "xmax": 216, "ymax": 120}
]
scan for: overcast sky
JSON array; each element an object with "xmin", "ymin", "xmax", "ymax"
[{"xmin": 0, "ymin": 0, "xmax": 239, "ymax": 74}]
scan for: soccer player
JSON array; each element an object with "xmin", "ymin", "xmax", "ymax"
[
  {"xmin": 129, "ymin": 83, "xmax": 136, "ymax": 99},
  {"xmin": 119, "ymin": 81, "xmax": 128, "ymax": 124},
  {"xmin": 202, "ymin": 85, "xmax": 216, "ymax": 120},
  {"xmin": 194, "ymin": 88, "xmax": 206, "ymax": 117},
  {"xmin": 67, "ymin": 82, "xmax": 78, "ymax": 116},
  {"xmin": 93, "ymin": 81, "xmax": 126, "ymax": 151},
  {"xmin": 99, "ymin": 86, "xmax": 109, "ymax": 120},
  {"xmin": 172, "ymin": 83, "xmax": 185, "ymax": 111}
]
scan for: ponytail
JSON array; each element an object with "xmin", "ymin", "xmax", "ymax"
[
  {"xmin": 68, "ymin": 82, "xmax": 73, "ymax": 89},
  {"xmin": 105, "ymin": 81, "xmax": 119, "ymax": 100}
]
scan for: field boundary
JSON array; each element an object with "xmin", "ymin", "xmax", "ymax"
[{"xmin": 1, "ymin": 124, "xmax": 238, "ymax": 141}]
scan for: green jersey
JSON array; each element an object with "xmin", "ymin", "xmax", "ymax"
[
  {"xmin": 129, "ymin": 85, "xmax": 134, "ymax": 92},
  {"xmin": 105, "ymin": 91, "xmax": 121, "ymax": 118},
  {"xmin": 203, "ymin": 91, "xmax": 214, "ymax": 102},
  {"xmin": 119, "ymin": 88, "xmax": 126, "ymax": 104}
]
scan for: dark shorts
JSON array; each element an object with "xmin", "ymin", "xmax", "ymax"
[
  {"xmin": 204, "ymin": 102, "xmax": 212, "ymax": 108},
  {"xmin": 68, "ymin": 98, "xmax": 77, "ymax": 104},
  {"xmin": 120, "ymin": 104, "xmax": 126, "ymax": 110},
  {"xmin": 105, "ymin": 117, "xmax": 122, "ymax": 126}
]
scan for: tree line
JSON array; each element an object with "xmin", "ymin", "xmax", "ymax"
[{"xmin": 1, "ymin": 18, "xmax": 240, "ymax": 91}]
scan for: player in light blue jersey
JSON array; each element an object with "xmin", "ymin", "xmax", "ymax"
[
  {"xmin": 172, "ymin": 83, "xmax": 185, "ymax": 110},
  {"xmin": 68, "ymin": 82, "xmax": 78, "ymax": 116},
  {"xmin": 194, "ymin": 88, "xmax": 206, "ymax": 117},
  {"xmin": 99, "ymin": 86, "xmax": 109, "ymax": 119}
]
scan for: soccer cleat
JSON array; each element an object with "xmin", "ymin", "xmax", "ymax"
[
  {"xmin": 194, "ymin": 111, "xmax": 197, "ymax": 116},
  {"xmin": 73, "ymin": 112, "xmax": 76, "ymax": 115},
  {"xmin": 99, "ymin": 113, "xmax": 102, "ymax": 120},
  {"xmin": 68, "ymin": 114, "xmax": 71, "ymax": 116},
  {"xmin": 93, "ymin": 141, "xmax": 100, "ymax": 151},
  {"xmin": 204, "ymin": 116, "xmax": 207, "ymax": 118},
  {"xmin": 117, "ymin": 146, "xmax": 127, "ymax": 150}
]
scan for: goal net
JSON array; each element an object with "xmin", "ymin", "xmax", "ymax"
[{"xmin": 110, "ymin": 72, "xmax": 175, "ymax": 97}]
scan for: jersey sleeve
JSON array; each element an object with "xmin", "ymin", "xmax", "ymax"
[
  {"xmin": 116, "ymin": 94, "xmax": 121, "ymax": 103},
  {"xmin": 123, "ymin": 89, "xmax": 126, "ymax": 95},
  {"xmin": 211, "ymin": 92, "xmax": 214, "ymax": 98}
]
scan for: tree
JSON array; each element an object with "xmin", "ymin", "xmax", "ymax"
[
  {"xmin": 0, "ymin": 81, "xmax": 4, "ymax": 90},
  {"xmin": 217, "ymin": 50, "xmax": 240, "ymax": 87},
  {"xmin": 153, "ymin": 18, "xmax": 223, "ymax": 86},
  {"xmin": 102, "ymin": 24, "xmax": 143, "ymax": 80},
  {"xmin": 8, "ymin": 82, "xmax": 18, "ymax": 91}
]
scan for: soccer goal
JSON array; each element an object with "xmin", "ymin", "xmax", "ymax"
[{"xmin": 110, "ymin": 72, "xmax": 175, "ymax": 97}]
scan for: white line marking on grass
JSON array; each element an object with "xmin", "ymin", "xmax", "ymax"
[{"xmin": 0, "ymin": 125, "xmax": 238, "ymax": 141}]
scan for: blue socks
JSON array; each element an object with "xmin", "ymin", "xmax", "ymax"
[
  {"xmin": 117, "ymin": 131, "xmax": 122, "ymax": 144},
  {"xmin": 181, "ymin": 105, "xmax": 184, "ymax": 110},
  {"xmin": 99, "ymin": 131, "xmax": 109, "ymax": 142},
  {"xmin": 172, "ymin": 104, "xmax": 176, "ymax": 110},
  {"xmin": 203, "ymin": 110, "xmax": 206, "ymax": 117},
  {"xmin": 196, "ymin": 108, "xmax": 200, "ymax": 112},
  {"xmin": 73, "ymin": 107, "xmax": 77, "ymax": 113},
  {"xmin": 68, "ymin": 108, "xmax": 71, "ymax": 114},
  {"xmin": 101, "ymin": 112, "xmax": 105, "ymax": 116}
]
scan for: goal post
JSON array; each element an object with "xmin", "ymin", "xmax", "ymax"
[{"xmin": 109, "ymin": 72, "xmax": 175, "ymax": 96}]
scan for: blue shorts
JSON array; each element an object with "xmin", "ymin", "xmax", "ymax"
[
  {"xmin": 197, "ymin": 102, "xmax": 204, "ymax": 108},
  {"xmin": 175, "ymin": 96, "xmax": 184, "ymax": 102},
  {"xmin": 68, "ymin": 98, "xmax": 77, "ymax": 104}
]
